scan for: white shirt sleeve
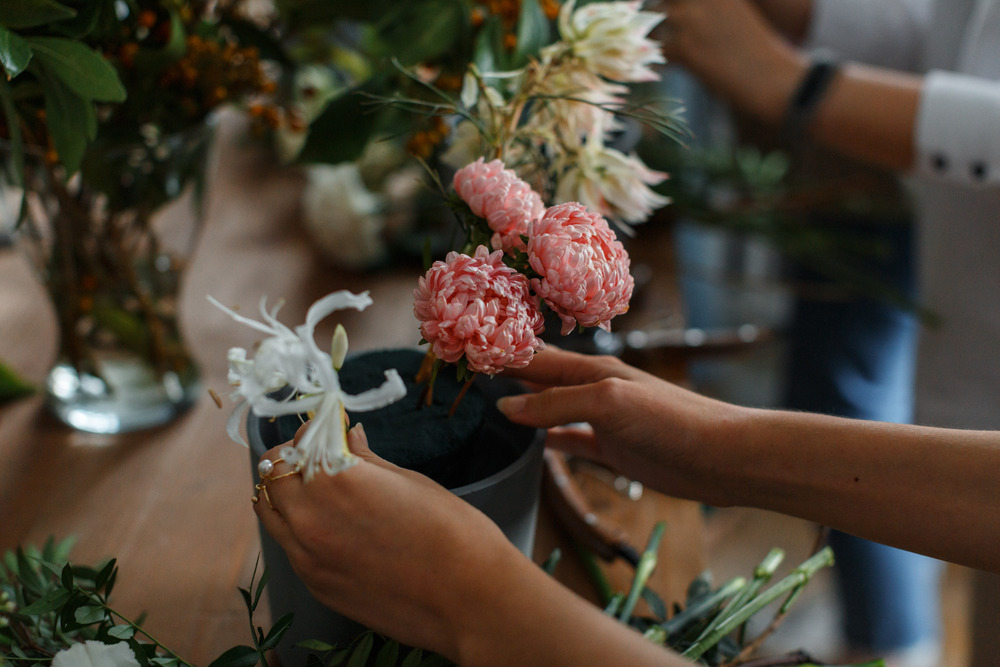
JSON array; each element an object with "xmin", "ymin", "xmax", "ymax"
[
  {"xmin": 806, "ymin": 0, "xmax": 932, "ymax": 71},
  {"xmin": 913, "ymin": 70, "xmax": 1000, "ymax": 186}
]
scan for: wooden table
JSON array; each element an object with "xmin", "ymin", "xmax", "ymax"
[{"xmin": 0, "ymin": 116, "xmax": 704, "ymax": 664}]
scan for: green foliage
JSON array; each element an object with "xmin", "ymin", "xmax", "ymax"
[
  {"xmin": 0, "ymin": 540, "xmax": 293, "ymax": 667},
  {"xmin": 272, "ymin": 0, "xmax": 560, "ymax": 165},
  {"xmin": 0, "ymin": 361, "xmax": 34, "ymax": 404},
  {"xmin": 0, "ymin": 0, "xmax": 271, "ymax": 182}
]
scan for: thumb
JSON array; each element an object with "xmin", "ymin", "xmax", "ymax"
[
  {"xmin": 346, "ymin": 422, "xmax": 410, "ymax": 474},
  {"xmin": 346, "ymin": 422, "xmax": 378, "ymax": 461}
]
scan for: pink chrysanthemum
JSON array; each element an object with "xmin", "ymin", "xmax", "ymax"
[
  {"xmin": 453, "ymin": 158, "xmax": 546, "ymax": 254},
  {"xmin": 414, "ymin": 245, "xmax": 545, "ymax": 375},
  {"xmin": 528, "ymin": 202, "xmax": 634, "ymax": 335}
]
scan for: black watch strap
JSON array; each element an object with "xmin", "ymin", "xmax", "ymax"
[{"xmin": 781, "ymin": 51, "xmax": 840, "ymax": 144}]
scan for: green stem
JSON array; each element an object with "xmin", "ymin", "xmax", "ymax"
[
  {"xmin": 89, "ymin": 596, "xmax": 194, "ymax": 667},
  {"xmin": 696, "ymin": 548, "xmax": 784, "ymax": 646},
  {"xmin": 618, "ymin": 522, "xmax": 666, "ymax": 623},
  {"xmin": 659, "ymin": 576, "xmax": 746, "ymax": 638},
  {"xmin": 572, "ymin": 543, "xmax": 615, "ymax": 606},
  {"xmin": 681, "ymin": 547, "xmax": 835, "ymax": 661}
]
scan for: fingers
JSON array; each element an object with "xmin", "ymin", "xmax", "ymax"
[
  {"xmin": 504, "ymin": 347, "xmax": 635, "ymax": 388},
  {"xmin": 498, "ymin": 380, "xmax": 621, "ymax": 430}
]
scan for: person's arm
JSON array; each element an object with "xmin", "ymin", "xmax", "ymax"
[
  {"xmin": 255, "ymin": 424, "xmax": 694, "ymax": 667},
  {"xmin": 499, "ymin": 348, "xmax": 1000, "ymax": 573},
  {"xmin": 753, "ymin": 0, "xmax": 814, "ymax": 43},
  {"xmin": 661, "ymin": 0, "xmax": 922, "ymax": 170}
]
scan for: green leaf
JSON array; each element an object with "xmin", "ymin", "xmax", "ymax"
[
  {"xmin": 207, "ymin": 644, "xmax": 260, "ymax": 667},
  {"xmin": 0, "ymin": 27, "xmax": 32, "ymax": 79},
  {"xmin": 297, "ymin": 86, "xmax": 380, "ymax": 165},
  {"xmin": 15, "ymin": 548, "xmax": 42, "ymax": 594},
  {"xmin": 641, "ymin": 586, "xmax": 668, "ymax": 622},
  {"xmin": 74, "ymin": 604, "xmax": 106, "ymax": 624},
  {"xmin": 0, "ymin": 358, "xmax": 34, "ymax": 403},
  {"xmin": 345, "ymin": 632, "xmax": 374, "ymax": 667},
  {"xmin": 374, "ymin": 639, "xmax": 399, "ymax": 667},
  {"xmin": 471, "ymin": 16, "xmax": 504, "ymax": 75},
  {"xmin": 25, "ymin": 36, "xmax": 125, "ymax": 102},
  {"xmin": 0, "ymin": 80, "xmax": 25, "ymax": 187},
  {"xmin": 42, "ymin": 71, "xmax": 95, "ymax": 175},
  {"xmin": 297, "ymin": 638, "xmax": 335, "ymax": 652},
  {"xmin": 512, "ymin": 0, "xmax": 550, "ymax": 68},
  {"xmin": 95, "ymin": 558, "xmax": 117, "ymax": 590},
  {"xmin": 19, "ymin": 587, "xmax": 71, "ymax": 615},
  {"xmin": 60, "ymin": 563, "xmax": 74, "ymax": 591},
  {"xmin": 374, "ymin": 0, "xmax": 465, "ymax": 66},
  {"xmin": 260, "ymin": 612, "xmax": 293, "ymax": 651},
  {"xmin": 109, "ymin": 624, "xmax": 136, "ymax": 640},
  {"xmin": 400, "ymin": 648, "xmax": 423, "ymax": 667},
  {"xmin": 0, "ymin": 0, "xmax": 76, "ymax": 29},
  {"xmin": 253, "ymin": 564, "xmax": 269, "ymax": 611}
]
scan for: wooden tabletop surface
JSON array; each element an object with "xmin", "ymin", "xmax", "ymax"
[{"xmin": 0, "ymin": 115, "xmax": 704, "ymax": 665}]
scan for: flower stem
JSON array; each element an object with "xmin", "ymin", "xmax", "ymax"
[{"xmin": 680, "ymin": 547, "xmax": 835, "ymax": 661}]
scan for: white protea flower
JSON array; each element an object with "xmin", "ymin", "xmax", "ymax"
[
  {"xmin": 209, "ymin": 291, "xmax": 407, "ymax": 479},
  {"xmin": 555, "ymin": 126, "xmax": 670, "ymax": 226},
  {"xmin": 522, "ymin": 60, "xmax": 627, "ymax": 146},
  {"xmin": 52, "ymin": 641, "xmax": 139, "ymax": 667},
  {"xmin": 557, "ymin": 0, "xmax": 665, "ymax": 83}
]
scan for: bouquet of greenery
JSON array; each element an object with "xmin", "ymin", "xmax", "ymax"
[{"xmin": 1, "ymin": 536, "xmax": 884, "ymax": 667}]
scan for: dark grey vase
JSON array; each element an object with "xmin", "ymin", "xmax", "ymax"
[{"xmin": 248, "ymin": 348, "xmax": 545, "ymax": 665}]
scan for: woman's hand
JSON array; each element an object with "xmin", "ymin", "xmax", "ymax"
[
  {"xmin": 253, "ymin": 423, "xmax": 527, "ymax": 662},
  {"xmin": 498, "ymin": 347, "xmax": 748, "ymax": 508},
  {"xmin": 253, "ymin": 419, "xmax": 696, "ymax": 666}
]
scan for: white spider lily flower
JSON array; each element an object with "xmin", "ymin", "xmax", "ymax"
[
  {"xmin": 558, "ymin": 0, "xmax": 665, "ymax": 83},
  {"xmin": 331, "ymin": 324, "xmax": 349, "ymax": 370},
  {"xmin": 209, "ymin": 291, "xmax": 407, "ymax": 479},
  {"xmin": 555, "ymin": 127, "xmax": 670, "ymax": 225}
]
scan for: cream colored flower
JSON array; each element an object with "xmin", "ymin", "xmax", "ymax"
[
  {"xmin": 52, "ymin": 641, "xmax": 139, "ymax": 667},
  {"xmin": 523, "ymin": 60, "xmax": 626, "ymax": 145},
  {"xmin": 557, "ymin": 0, "xmax": 665, "ymax": 83},
  {"xmin": 555, "ymin": 127, "xmax": 670, "ymax": 225}
]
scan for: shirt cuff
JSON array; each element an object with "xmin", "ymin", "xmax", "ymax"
[{"xmin": 914, "ymin": 70, "xmax": 1000, "ymax": 186}]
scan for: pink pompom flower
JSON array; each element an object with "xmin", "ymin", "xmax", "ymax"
[
  {"xmin": 414, "ymin": 245, "xmax": 545, "ymax": 375},
  {"xmin": 528, "ymin": 202, "xmax": 634, "ymax": 335},
  {"xmin": 453, "ymin": 158, "xmax": 546, "ymax": 254}
]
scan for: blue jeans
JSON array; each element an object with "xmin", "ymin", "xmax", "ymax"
[{"xmin": 783, "ymin": 220, "xmax": 942, "ymax": 653}]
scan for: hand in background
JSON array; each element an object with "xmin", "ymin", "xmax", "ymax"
[
  {"xmin": 659, "ymin": 0, "xmax": 806, "ymax": 121},
  {"xmin": 498, "ymin": 347, "xmax": 745, "ymax": 509}
]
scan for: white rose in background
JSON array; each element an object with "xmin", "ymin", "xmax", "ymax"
[
  {"xmin": 302, "ymin": 164, "xmax": 389, "ymax": 271},
  {"xmin": 52, "ymin": 641, "xmax": 139, "ymax": 667},
  {"xmin": 300, "ymin": 139, "xmax": 422, "ymax": 271}
]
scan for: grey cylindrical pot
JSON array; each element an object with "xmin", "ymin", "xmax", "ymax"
[{"xmin": 247, "ymin": 348, "xmax": 544, "ymax": 665}]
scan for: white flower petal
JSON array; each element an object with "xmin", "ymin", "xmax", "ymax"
[{"xmin": 341, "ymin": 369, "xmax": 407, "ymax": 412}]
